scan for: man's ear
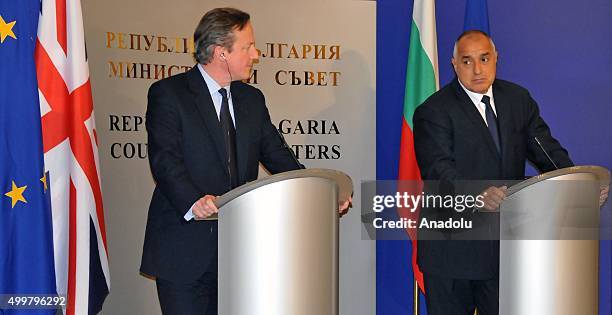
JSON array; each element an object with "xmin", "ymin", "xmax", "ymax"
[
  {"xmin": 451, "ymin": 58, "xmax": 458, "ymax": 72},
  {"xmin": 212, "ymin": 45, "xmax": 224, "ymax": 61}
]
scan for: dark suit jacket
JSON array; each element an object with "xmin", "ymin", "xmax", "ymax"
[
  {"xmin": 413, "ymin": 78, "xmax": 573, "ymax": 279},
  {"xmin": 140, "ymin": 66, "xmax": 301, "ymax": 283}
]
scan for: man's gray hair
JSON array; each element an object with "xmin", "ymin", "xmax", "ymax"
[
  {"xmin": 452, "ymin": 30, "xmax": 497, "ymax": 58},
  {"xmin": 193, "ymin": 8, "xmax": 250, "ymax": 64}
]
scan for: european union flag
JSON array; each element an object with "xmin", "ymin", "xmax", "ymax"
[
  {"xmin": 0, "ymin": 1, "xmax": 57, "ymax": 314},
  {"xmin": 463, "ymin": 0, "xmax": 490, "ymax": 34}
]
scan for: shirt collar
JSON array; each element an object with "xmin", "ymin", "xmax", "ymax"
[
  {"xmin": 457, "ymin": 78, "xmax": 493, "ymax": 105},
  {"xmin": 197, "ymin": 63, "xmax": 230, "ymax": 97}
]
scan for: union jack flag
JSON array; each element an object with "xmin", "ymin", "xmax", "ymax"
[{"xmin": 35, "ymin": 0, "xmax": 110, "ymax": 313}]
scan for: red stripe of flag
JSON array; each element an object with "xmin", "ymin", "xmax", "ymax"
[
  {"xmin": 67, "ymin": 180, "xmax": 77, "ymax": 315},
  {"xmin": 398, "ymin": 118, "xmax": 425, "ymax": 293},
  {"xmin": 55, "ymin": 0, "xmax": 67, "ymax": 55}
]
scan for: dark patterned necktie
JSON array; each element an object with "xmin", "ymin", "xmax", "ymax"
[
  {"xmin": 218, "ymin": 88, "xmax": 238, "ymax": 188},
  {"xmin": 482, "ymin": 95, "xmax": 500, "ymax": 153}
]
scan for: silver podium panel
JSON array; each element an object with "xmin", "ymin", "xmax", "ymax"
[
  {"xmin": 217, "ymin": 169, "xmax": 352, "ymax": 315},
  {"xmin": 499, "ymin": 166, "xmax": 609, "ymax": 315}
]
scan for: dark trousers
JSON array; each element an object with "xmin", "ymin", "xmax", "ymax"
[
  {"xmin": 424, "ymin": 273, "xmax": 499, "ymax": 315},
  {"xmin": 155, "ymin": 259, "xmax": 218, "ymax": 315}
]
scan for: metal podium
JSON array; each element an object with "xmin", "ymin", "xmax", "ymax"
[
  {"xmin": 212, "ymin": 169, "xmax": 352, "ymax": 315},
  {"xmin": 499, "ymin": 166, "xmax": 610, "ymax": 315}
]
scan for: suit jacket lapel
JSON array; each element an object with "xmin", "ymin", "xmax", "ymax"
[
  {"xmin": 492, "ymin": 82, "xmax": 513, "ymax": 169},
  {"xmin": 186, "ymin": 67, "xmax": 228, "ymax": 171},
  {"xmin": 452, "ymin": 79, "xmax": 500, "ymax": 159},
  {"xmin": 229, "ymin": 82, "xmax": 251, "ymax": 184}
]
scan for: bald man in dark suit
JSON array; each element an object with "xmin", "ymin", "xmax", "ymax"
[{"xmin": 413, "ymin": 30, "xmax": 593, "ymax": 315}]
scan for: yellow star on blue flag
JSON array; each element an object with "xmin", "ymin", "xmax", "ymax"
[
  {"xmin": 4, "ymin": 180, "xmax": 27, "ymax": 208},
  {"xmin": 0, "ymin": 15, "xmax": 17, "ymax": 43}
]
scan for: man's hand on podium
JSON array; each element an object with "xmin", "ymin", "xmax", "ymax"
[
  {"xmin": 193, "ymin": 195, "xmax": 219, "ymax": 220},
  {"xmin": 338, "ymin": 196, "xmax": 352, "ymax": 217},
  {"xmin": 479, "ymin": 186, "xmax": 507, "ymax": 211},
  {"xmin": 600, "ymin": 185, "xmax": 609, "ymax": 207}
]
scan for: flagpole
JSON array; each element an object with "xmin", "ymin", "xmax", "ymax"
[{"xmin": 414, "ymin": 279, "xmax": 419, "ymax": 315}]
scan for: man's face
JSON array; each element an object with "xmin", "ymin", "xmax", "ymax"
[
  {"xmin": 225, "ymin": 22, "xmax": 258, "ymax": 81},
  {"xmin": 451, "ymin": 33, "xmax": 497, "ymax": 94}
]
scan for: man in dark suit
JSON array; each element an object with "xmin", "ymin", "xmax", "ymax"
[
  {"xmin": 413, "ymin": 30, "xmax": 608, "ymax": 315},
  {"xmin": 139, "ymin": 8, "xmax": 346, "ymax": 314}
]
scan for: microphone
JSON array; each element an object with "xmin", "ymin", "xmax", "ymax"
[
  {"xmin": 275, "ymin": 127, "xmax": 305, "ymax": 169},
  {"xmin": 534, "ymin": 137, "xmax": 559, "ymax": 170}
]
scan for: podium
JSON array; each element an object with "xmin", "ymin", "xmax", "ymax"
[
  {"xmin": 499, "ymin": 166, "xmax": 610, "ymax": 315},
  {"xmin": 212, "ymin": 169, "xmax": 352, "ymax": 315}
]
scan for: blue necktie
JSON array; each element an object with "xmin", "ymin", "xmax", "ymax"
[{"xmin": 482, "ymin": 95, "xmax": 500, "ymax": 153}]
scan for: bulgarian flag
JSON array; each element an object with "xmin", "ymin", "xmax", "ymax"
[{"xmin": 398, "ymin": 0, "xmax": 439, "ymax": 294}]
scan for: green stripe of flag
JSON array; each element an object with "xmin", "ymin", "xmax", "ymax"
[{"xmin": 403, "ymin": 20, "xmax": 437, "ymax": 129}]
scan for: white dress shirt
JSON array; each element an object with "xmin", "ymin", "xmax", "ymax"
[{"xmin": 457, "ymin": 79, "xmax": 497, "ymax": 126}]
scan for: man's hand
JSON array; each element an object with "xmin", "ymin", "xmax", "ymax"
[
  {"xmin": 193, "ymin": 195, "xmax": 218, "ymax": 220},
  {"xmin": 480, "ymin": 186, "xmax": 507, "ymax": 211},
  {"xmin": 338, "ymin": 196, "xmax": 352, "ymax": 217},
  {"xmin": 600, "ymin": 185, "xmax": 609, "ymax": 207}
]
